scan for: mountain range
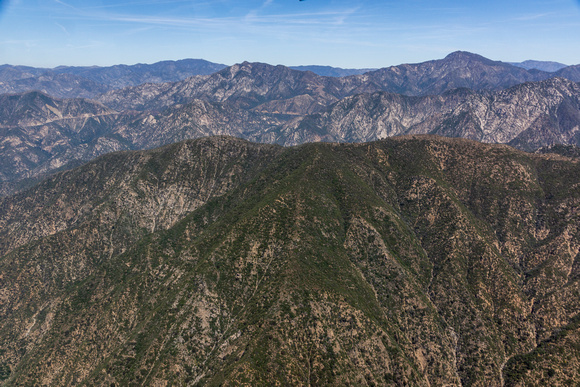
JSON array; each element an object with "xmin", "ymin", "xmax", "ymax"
[
  {"xmin": 2, "ymin": 50, "xmax": 580, "ymax": 386},
  {"xmin": 3, "ymin": 52, "xmax": 580, "ymax": 101},
  {"xmin": 0, "ymin": 59, "xmax": 227, "ymax": 99},
  {"xmin": 1, "ymin": 135, "xmax": 579, "ymax": 386},
  {"xmin": 2, "ymin": 59, "xmax": 580, "ymax": 196}
]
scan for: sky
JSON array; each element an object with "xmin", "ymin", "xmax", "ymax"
[{"xmin": 0, "ymin": 0, "xmax": 579, "ymax": 69}]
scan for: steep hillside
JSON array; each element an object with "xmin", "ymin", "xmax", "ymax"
[
  {"xmin": 1, "ymin": 136, "xmax": 579, "ymax": 386},
  {"xmin": 0, "ymin": 92, "xmax": 288, "ymax": 196},
  {"xmin": 289, "ymin": 65, "xmax": 376, "ymax": 77},
  {"xmin": 278, "ymin": 78, "xmax": 580, "ymax": 150},
  {"xmin": 52, "ymin": 59, "xmax": 227, "ymax": 89},
  {"xmin": 554, "ymin": 64, "xmax": 580, "ymax": 83},
  {"xmin": 0, "ymin": 73, "xmax": 110, "ymax": 99},
  {"xmin": 96, "ymin": 61, "xmax": 368, "ymax": 114},
  {"xmin": 0, "ymin": 92, "xmax": 137, "ymax": 194}
]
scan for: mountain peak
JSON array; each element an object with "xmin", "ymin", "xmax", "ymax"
[{"xmin": 444, "ymin": 51, "xmax": 490, "ymax": 62}]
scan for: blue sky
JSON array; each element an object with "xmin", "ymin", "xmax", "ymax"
[{"xmin": 1, "ymin": 0, "xmax": 579, "ymax": 68}]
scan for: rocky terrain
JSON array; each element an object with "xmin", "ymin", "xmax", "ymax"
[
  {"xmin": 0, "ymin": 72, "xmax": 110, "ymax": 99},
  {"xmin": 0, "ymin": 92, "xmax": 138, "ymax": 195},
  {"xmin": 277, "ymin": 77, "xmax": 580, "ymax": 149},
  {"xmin": 2, "ymin": 71, "xmax": 580, "ymax": 197},
  {"xmin": 95, "ymin": 52, "xmax": 580, "ymax": 114},
  {"xmin": 95, "ymin": 61, "xmax": 369, "ymax": 114},
  {"xmin": 10, "ymin": 51, "xmax": 580, "ymax": 105},
  {"xmin": 0, "ymin": 135, "xmax": 579, "ymax": 386}
]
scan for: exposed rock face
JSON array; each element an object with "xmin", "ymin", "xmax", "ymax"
[
  {"xmin": 0, "ymin": 91, "xmax": 289, "ymax": 196},
  {"xmin": 96, "ymin": 61, "xmax": 367, "ymax": 114},
  {"xmin": 0, "ymin": 92, "xmax": 138, "ymax": 195},
  {"xmin": 0, "ymin": 135, "xmax": 579, "ymax": 386},
  {"xmin": 277, "ymin": 78, "xmax": 580, "ymax": 149},
  {"xmin": 3, "ymin": 76, "xmax": 580, "ymax": 196}
]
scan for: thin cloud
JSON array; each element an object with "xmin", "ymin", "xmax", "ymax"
[
  {"xmin": 514, "ymin": 12, "xmax": 556, "ymax": 21},
  {"xmin": 81, "ymin": 0, "xmax": 214, "ymax": 10},
  {"xmin": 55, "ymin": 22, "xmax": 70, "ymax": 36},
  {"xmin": 60, "ymin": 9, "xmax": 361, "ymax": 29}
]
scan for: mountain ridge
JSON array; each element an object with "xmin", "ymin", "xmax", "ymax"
[
  {"xmin": 0, "ymin": 59, "xmax": 228, "ymax": 99},
  {"xmin": 1, "ymin": 135, "xmax": 579, "ymax": 385},
  {"xmin": 2, "ymin": 75, "xmax": 580, "ymax": 197}
]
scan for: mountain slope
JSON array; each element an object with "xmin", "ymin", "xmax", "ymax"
[
  {"xmin": 96, "ymin": 52, "xmax": 567, "ymax": 114},
  {"xmin": 0, "ymin": 73, "xmax": 110, "ymax": 99},
  {"xmin": 277, "ymin": 77, "xmax": 580, "ymax": 150},
  {"xmin": 4, "ymin": 76, "xmax": 580, "ymax": 197},
  {"xmin": 52, "ymin": 59, "xmax": 227, "ymax": 89},
  {"xmin": 1, "ymin": 135, "xmax": 579, "ymax": 386},
  {"xmin": 554, "ymin": 64, "xmax": 580, "ymax": 82},
  {"xmin": 0, "ymin": 92, "xmax": 138, "ymax": 195},
  {"xmin": 357, "ymin": 51, "xmax": 553, "ymax": 96},
  {"xmin": 96, "ymin": 61, "xmax": 368, "ymax": 114},
  {"xmin": 0, "ymin": 91, "xmax": 291, "ymax": 196}
]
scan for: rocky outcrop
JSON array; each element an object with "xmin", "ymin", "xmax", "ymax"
[
  {"xmin": 0, "ymin": 92, "xmax": 137, "ymax": 193},
  {"xmin": 276, "ymin": 78, "xmax": 580, "ymax": 150}
]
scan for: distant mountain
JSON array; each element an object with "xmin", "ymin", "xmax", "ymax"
[
  {"xmin": 4, "ymin": 53, "xmax": 580, "ymax": 103},
  {"xmin": 362, "ymin": 51, "xmax": 552, "ymax": 95},
  {"xmin": 96, "ymin": 61, "xmax": 372, "ymax": 114},
  {"xmin": 98, "ymin": 52, "xmax": 577, "ymax": 115},
  {"xmin": 52, "ymin": 58, "xmax": 227, "ymax": 88},
  {"xmin": 554, "ymin": 64, "xmax": 580, "ymax": 82},
  {"xmin": 277, "ymin": 77, "xmax": 580, "ymax": 150},
  {"xmin": 509, "ymin": 59, "xmax": 568, "ymax": 72},
  {"xmin": 289, "ymin": 65, "xmax": 376, "ymax": 77},
  {"xmin": 0, "ymin": 64, "xmax": 46, "ymax": 81},
  {"xmin": 0, "ymin": 59, "xmax": 227, "ymax": 98},
  {"xmin": 3, "ymin": 75, "xmax": 580, "ymax": 196},
  {"xmin": 1, "ymin": 135, "xmax": 579, "ymax": 385},
  {"xmin": 0, "ymin": 72, "xmax": 110, "ymax": 99}
]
